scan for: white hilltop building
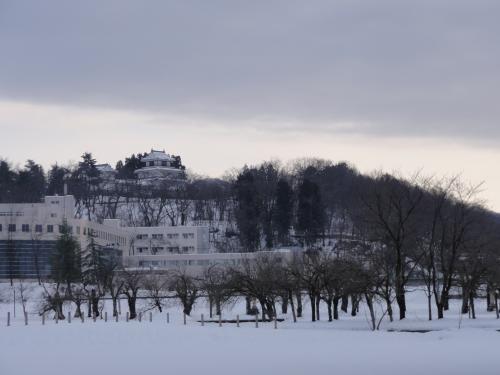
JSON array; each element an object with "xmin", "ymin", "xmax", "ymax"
[{"xmin": 134, "ymin": 149, "xmax": 186, "ymax": 184}]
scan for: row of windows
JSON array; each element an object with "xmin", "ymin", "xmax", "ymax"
[
  {"xmin": 138, "ymin": 258, "xmax": 245, "ymax": 268},
  {"xmin": 0, "ymin": 224, "xmax": 126, "ymax": 246},
  {"xmin": 136, "ymin": 246, "xmax": 195, "ymax": 254},
  {"xmin": 0, "ymin": 211, "xmax": 24, "ymax": 217},
  {"xmin": 136, "ymin": 233, "xmax": 195, "ymax": 240},
  {"xmin": 0, "ymin": 224, "xmax": 59, "ymax": 233},
  {"xmin": 144, "ymin": 161, "xmax": 171, "ymax": 167}
]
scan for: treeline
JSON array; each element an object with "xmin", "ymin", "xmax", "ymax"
[{"xmin": 2, "ymin": 153, "xmax": 500, "ymax": 322}]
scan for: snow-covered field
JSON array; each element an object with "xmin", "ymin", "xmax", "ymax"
[{"xmin": 1, "ymin": 284, "xmax": 499, "ymax": 375}]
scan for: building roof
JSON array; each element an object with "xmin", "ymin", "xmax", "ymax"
[
  {"xmin": 142, "ymin": 149, "xmax": 174, "ymax": 162},
  {"xmin": 96, "ymin": 164, "xmax": 116, "ymax": 173}
]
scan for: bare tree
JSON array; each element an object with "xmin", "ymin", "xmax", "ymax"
[
  {"xmin": 201, "ymin": 265, "xmax": 234, "ymax": 317},
  {"xmin": 143, "ymin": 272, "xmax": 170, "ymax": 313},
  {"xmin": 121, "ymin": 269, "xmax": 143, "ymax": 319},
  {"xmin": 169, "ymin": 269, "xmax": 200, "ymax": 316},
  {"xmin": 16, "ymin": 280, "xmax": 33, "ymax": 318}
]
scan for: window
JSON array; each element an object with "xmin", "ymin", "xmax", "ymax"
[
  {"xmin": 168, "ymin": 246, "xmax": 179, "ymax": 253},
  {"xmin": 21, "ymin": 224, "xmax": 29, "ymax": 232},
  {"xmin": 50, "ymin": 200, "xmax": 60, "ymax": 205},
  {"xmin": 152, "ymin": 246, "xmax": 164, "ymax": 254},
  {"xmin": 35, "ymin": 225, "xmax": 43, "ymax": 233},
  {"xmin": 0, "ymin": 224, "xmax": 2, "ymax": 232},
  {"xmin": 8, "ymin": 224, "xmax": 16, "ymax": 232},
  {"xmin": 50, "ymin": 213, "xmax": 57, "ymax": 218},
  {"xmin": 152, "ymin": 234, "xmax": 163, "ymax": 239},
  {"xmin": 47, "ymin": 225, "xmax": 54, "ymax": 233},
  {"xmin": 149, "ymin": 161, "xmax": 154, "ymax": 167},
  {"xmin": 136, "ymin": 234, "xmax": 148, "ymax": 239}
]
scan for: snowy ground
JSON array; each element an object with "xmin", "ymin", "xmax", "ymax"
[{"xmin": 1, "ymin": 284, "xmax": 500, "ymax": 375}]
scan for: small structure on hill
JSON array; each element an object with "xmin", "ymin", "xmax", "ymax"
[{"xmin": 134, "ymin": 149, "xmax": 186, "ymax": 185}]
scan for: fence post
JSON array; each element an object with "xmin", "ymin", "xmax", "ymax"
[
  {"xmin": 7, "ymin": 312, "xmax": 10, "ymax": 327},
  {"xmin": 149, "ymin": 312, "xmax": 152, "ymax": 323},
  {"xmin": 139, "ymin": 312, "xmax": 142, "ymax": 322},
  {"xmin": 183, "ymin": 313, "xmax": 186, "ymax": 325},
  {"xmin": 236, "ymin": 315, "xmax": 240, "ymax": 328},
  {"xmin": 167, "ymin": 312, "xmax": 170, "ymax": 324},
  {"xmin": 105, "ymin": 311, "xmax": 108, "ymax": 322},
  {"xmin": 255, "ymin": 314, "xmax": 258, "ymax": 328},
  {"xmin": 201, "ymin": 314, "xmax": 204, "ymax": 326},
  {"xmin": 25, "ymin": 312, "xmax": 28, "ymax": 326},
  {"xmin": 274, "ymin": 317, "xmax": 277, "ymax": 330},
  {"xmin": 68, "ymin": 312, "xmax": 71, "ymax": 324},
  {"xmin": 126, "ymin": 312, "xmax": 129, "ymax": 322},
  {"xmin": 219, "ymin": 314, "xmax": 222, "ymax": 327}
]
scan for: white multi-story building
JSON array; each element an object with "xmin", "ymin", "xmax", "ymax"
[{"xmin": 0, "ymin": 194, "xmax": 297, "ymax": 280}]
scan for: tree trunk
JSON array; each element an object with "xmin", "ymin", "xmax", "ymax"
[
  {"xmin": 385, "ymin": 295, "xmax": 393, "ymax": 322},
  {"xmin": 443, "ymin": 292, "xmax": 449, "ymax": 311},
  {"xmin": 74, "ymin": 302, "xmax": 82, "ymax": 318},
  {"xmin": 215, "ymin": 299, "xmax": 221, "ymax": 316},
  {"xmin": 296, "ymin": 292, "xmax": 303, "ymax": 318},
  {"xmin": 281, "ymin": 295, "xmax": 289, "ymax": 314},
  {"xmin": 289, "ymin": 291, "xmax": 297, "ymax": 323},
  {"xmin": 495, "ymin": 293, "xmax": 499, "ymax": 319},
  {"xmin": 427, "ymin": 293, "xmax": 432, "ymax": 321},
  {"xmin": 315, "ymin": 294, "xmax": 320, "ymax": 321},
  {"xmin": 461, "ymin": 288, "xmax": 469, "ymax": 315},
  {"xmin": 112, "ymin": 296, "xmax": 118, "ymax": 317},
  {"xmin": 486, "ymin": 286, "xmax": 494, "ymax": 312},
  {"xmin": 333, "ymin": 296, "xmax": 340, "ymax": 320},
  {"xmin": 309, "ymin": 293, "xmax": 316, "ymax": 322},
  {"xmin": 351, "ymin": 295, "xmax": 358, "ymax": 317},
  {"xmin": 395, "ymin": 286, "xmax": 406, "ymax": 320},
  {"xmin": 245, "ymin": 296, "xmax": 251, "ymax": 315},
  {"xmin": 341, "ymin": 295, "xmax": 348, "ymax": 313},
  {"xmin": 469, "ymin": 292, "xmax": 476, "ymax": 319},
  {"xmin": 128, "ymin": 296, "xmax": 137, "ymax": 319},
  {"xmin": 365, "ymin": 294, "xmax": 376, "ymax": 331},
  {"xmin": 327, "ymin": 299, "xmax": 333, "ymax": 322}
]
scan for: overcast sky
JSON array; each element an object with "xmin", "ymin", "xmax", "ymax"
[{"xmin": 0, "ymin": 1, "xmax": 499, "ymax": 209}]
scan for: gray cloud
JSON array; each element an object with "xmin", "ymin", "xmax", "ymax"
[{"xmin": 1, "ymin": 0, "xmax": 499, "ymax": 141}]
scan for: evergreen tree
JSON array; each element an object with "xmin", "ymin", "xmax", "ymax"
[
  {"xmin": 51, "ymin": 221, "xmax": 81, "ymax": 290},
  {"xmin": 15, "ymin": 160, "xmax": 46, "ymax": 202},
  {"xmin": 274, "ymin": 178, "xmax": 293, "ymax": 245},
  {"xmin": 296, "ymin": 178, "xmax": 326, "ymax": 247},
  {"xmin": 0, "ymin": 159, "xmax": 16, "ymax": 203},
  {"xmin": 234, "ymin": 169, "xmax": 261, "ymax": 251},
  {"xmin": 82, "ymin": 236, "xmax": 109, "ymax": 317},
  {"xmin": 47, "ymin": 164, "xmax": 69, "ymax": 195},
  {"xmin": 116, "ymin": 153, "xmax": 143, "ymax": 179}
]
